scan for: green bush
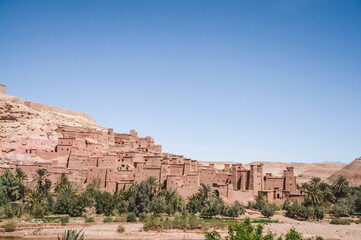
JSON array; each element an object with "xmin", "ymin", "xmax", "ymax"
[
  {"xmin": 330, "ymin": 218, "xmax": 351, "ymax": 225},
  {"xmin": 331, "ymin": 202, "xmax": 352, "ymax": 217},
  {"xmin": 260, "ymin": 203, "xmax": 278, "ymax": 218},
  {"xmin": 2, "ymin": 221, "xmax": 16, "ymax": 232},
  {"xmin": 60, "ymin": 216, "xmax": 70, "ymax": 225},
  {"xmin": 85, "ymin": 217, "xmax": 95, "ymax": 223},
  {"xmin": 314, "ymin": 206, "xmax": 324, "ymax": 220},
  {"xmin": 222, "ymin": 201, "xmax": 245, "ymax": 217},
  {"xmin": 204, "ymin": 220, "xmax": 324, "ymax": 240},
  {"xmin": 285, "ymin": 202, "xmax": 323, "ymax": 221},
  {"xmin": 1, "ymin": 203, "xmax": 23, "ymax": 218},
  {"xmin": 127, "ymin": 212, "xmax": 137, "ymax": 222},
  {"xmin": 283, "ymin": 200, "xmax": 292, "ymax": 210},
  {"xmin": 103, "ymin": 216, "xmax": 114, "ymax": 223},
  {"xmin": 139, "ymin": 212, "xmax": 152, "ymax": 222},
  {"xmin": 205, "ymin": 230, "xmax": 222, "ymax": 240},
  {"xmin": 117, "ymin": 225, "xmax": 125, "ymax": 233}
]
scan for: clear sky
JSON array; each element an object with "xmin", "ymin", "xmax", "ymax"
[{"xmin": 1, "ymin": 0, "xmax": 360, "ymax": 164}]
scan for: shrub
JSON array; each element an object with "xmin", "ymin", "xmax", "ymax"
[
  {"xmin": 260, "ymin": 203, "xmax": 278, "ymax": 218},
  {"xmin": 139, "ymin": 212, "xmax": 152, "ymax": 222},
  {"xmin": 205, "ymin": 218, "xmax": 274, "ymax": 240},
  {"xmin": 60, "ymin": 216, "xmax": 70, "ymax": 225},
  {"xmin": 103, "ymin": 216, "xmax": 114, "ymax": 223},
  {"xmin": 283, "ymin": 200, "xmax": 292, "ymax": 210},
  {"xmin": 222, "ymin": 201, "xmax": 245, "ymax": 217},
  {"xmin": 331, "ymin": 201, "xmax": 352, "ymax": 217},
  {"xmin": 248, "ymin": 194, "xmax": 266, "ymax": 211},
  {"xmin": 204, "ymin": 220, "xmax": 324, "ymax": 240},
  {"xmin": 2, "ymin": 221, "xmax": 16, "ymax": 232},
  {"xmin": 285, "ymin": 202, "xmax": 323, "ymax": 221},
  {"xmin": 117, "ymin": 225, "xmax": 125, "ymax": 233},
  {"xmin": 127, "ymin": 212, "xmax": 137, "ymax": 222},
  {"xmin": 285, "ymin": 228, "xmax": 304, "ymax": 240},
  {"xmin": 330, "ymin": 218, "xmax": 351, "ymax": 225},
  {"xmin": 314, "ymin": 206, "xmax": 324, "ymax": 220},
  {"xmin": 1, "ymin": 203, "xmax": 23, "ymax": 218},
  {"xmin": 205, "ymin": 230, "xmax": 222, "ymax": 240},
  {"xmin": 85, "ymin": 217, "xmax": 95, "ymax": 223}
]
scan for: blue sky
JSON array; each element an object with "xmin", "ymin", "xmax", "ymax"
[{"xmin": 1, "ymin": 0, "xmax": 360, "ymax": 163}]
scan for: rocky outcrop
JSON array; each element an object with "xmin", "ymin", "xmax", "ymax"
[
  {"xmin": 328, "ymin": 157, "xmax": 361, "ymax": 186},
  {"xmin": 0, "ymin": 93, "xmax": 104, "ymax": 166}
]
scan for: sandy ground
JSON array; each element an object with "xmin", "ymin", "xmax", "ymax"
[{"xmin": 1, "ymin": 214, "xmax": 360, "ymax": 240}]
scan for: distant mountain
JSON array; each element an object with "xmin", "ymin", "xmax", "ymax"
[{"xmin": 319, "ymin": 161, "xmax": 347, "ymax": 164}]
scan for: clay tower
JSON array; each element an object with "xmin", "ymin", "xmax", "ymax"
[{"xmin": 0, "ymin": 84, "xmax": 6, "ymax": 94}]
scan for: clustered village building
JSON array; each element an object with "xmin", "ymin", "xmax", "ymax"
[{"xmin": 2, "ymin": 124, "xmax": 305, "ymax": 203}]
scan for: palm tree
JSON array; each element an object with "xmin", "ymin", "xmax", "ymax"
[
  {"xmin": 332, "ymin": 177, "xmax": 349, "ymax": 198},
  {"xmin": 24, "ymin": 188, "xmax": 47, "ymax": 217},
  {"xmin": 160, "ymin": 188, "xmax": 177, "ymax": 202},
  {"xmin": 305, "ymin": 184, "xmax": 324, "ymax": 206},
  {"xmin": 33, "ymin": 168, "xmax": 52, "ymax": 194},
  {"xmin": 33, "ymin": 168, "xmax": 48, "ymax": 188},
  {"xmin": 55, "ymin": 173, "xmax": 71, "ymax": 193},
  {"xmin": 58, "ymin": 229, "xmax": 84, "ymax": 240},
  {"xmin": 310, "ymin": 177, "xmax": 322, "ymax": 186},
  {"xmin": 15, "ymin": 168, "xmax": 27, "ymax": 182},
  {"xmin": 146, "ymin": 176, "xmax": 161, "ymax": 195},
  {"xmin": 198, "ymin": 184, "xmax": 217, "ymax": 201}
]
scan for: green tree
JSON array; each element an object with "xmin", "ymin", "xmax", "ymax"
[
  {"xmin": 261, "ymin": 203, "xmax": 277, "ymax": 218},
  {"xmin": 127, "ymin": 181, "xmax": 153, "ymax": 215},
  {"xmin": 146, "ymin": 176, "xmax": 161, "ymax": 195},
  {"xmin": 33, "ymin": 168, "xmax": 52, "ymax": 195},
  {"xmin": 149, "ymin": 195, "xmax": 167, "ymax": 215},
  {"xmin": 198, "ymin": 184, "xmax": 217, "ymax": 201},
  {"xmin": 24, "ymin": 189, "xmax": 47, "ymax": 217},
  {"xmin": 54, "ymin": 183, "xmax": 87, "ymax": 217},
  {"xmin": 55, "ymin": 173, "xmax": 72, "ymax": 193},
  {"xmin": 159, "ymin": 188, "xmax": 185, "ymax": 214},
  {"xmin": 15, "ymin": 168, "xmax": 27, "ymax": 182},
  {"xmin": 0, "ymin": 170, "xmax": 26, "ymax": 203},
  {"xmin": 94, "ymin": 191, "xmax": 119, "ymax": 216},
  {"xmin": 201, "ymin": 196, "xmax": 225, "ymax": 217},
  {"xmin": 332, "ymin": 177, "xmax": 349, "ymax": 199},
  {"xmin": 187, "ymin": 194, "xmax": 203, "ymax": 214}
]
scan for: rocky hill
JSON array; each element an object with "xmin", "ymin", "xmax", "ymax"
[
  {"xmin": 328, "ymin": 157, "xmax": 361, "ymax": 186},
  {"xmin": 0, "ymin": 92, "xmax": 105, "ymax": 166}
]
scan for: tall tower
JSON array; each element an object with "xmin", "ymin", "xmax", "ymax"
[
  {"xmin": 249, "ymin": 164, "xmax": 264, "ymax": 195},
  {"xmin": 0, "ymin": 84, "xmax": 6, "ymax": 94},
  {"xmin": 284, "ymin": 167, "xmax": 296, "ymax": 193}
]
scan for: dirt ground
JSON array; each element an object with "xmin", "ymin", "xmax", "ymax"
[{"xmin": 1, "ymin": 214, "xmax": 361, "ymax": 240}]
